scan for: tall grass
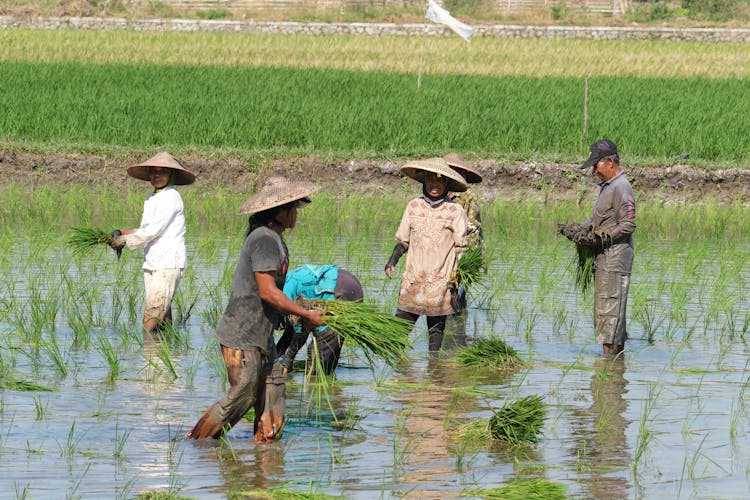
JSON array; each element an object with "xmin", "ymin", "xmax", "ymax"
[{"xmin": 2, "ymin": 61, "xmax": 750, "ymax": 163}]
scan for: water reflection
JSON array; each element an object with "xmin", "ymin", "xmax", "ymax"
[
  {"xmin": 580, "ymin": 357, "xmax": 631, "ymax": 499},
  {"xmin": 389, "ymin": 354, "xmax": 481, "ymax": 498}
]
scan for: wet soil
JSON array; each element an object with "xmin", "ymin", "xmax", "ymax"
[{"xmin": 2, "ymin": 150, "xmax": 749, "ymax": 203}]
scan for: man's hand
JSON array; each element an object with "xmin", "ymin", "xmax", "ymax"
[
  {"xmin": 301, "ymin": 309, "xmax": 325, "ymax": 332},
  {"xmin": 558, "ymin": 222, "xmax": 586, "ymax": 242},
  {"xmin": 574, "ymin": 230, "xmax": 601, "ymax": 247},
  {"xmin": 109, "ymin": 233, "xmax": 127, "ymax": 249}
]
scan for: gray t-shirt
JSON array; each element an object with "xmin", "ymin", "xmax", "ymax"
[{"xmin": 215, "ymin": 226, "xmax": 289, "ymax": 353}]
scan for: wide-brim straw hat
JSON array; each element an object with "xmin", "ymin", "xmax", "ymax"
[
  {"xmin": 238, "ymin": 177, "xmax": 321, "ymax": 215},
  {"xmin": 126, "ymin": 151, "xmax": 196, "ymax": 185},
  {"xmin": 443, "ymin": 153, "xmax": 483, "ymax": 184},
  {"xmin": 400, "ymin": 157, "xmax": 468, "ymax": 193}
]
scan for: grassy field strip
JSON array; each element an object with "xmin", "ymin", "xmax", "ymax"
[
  {"xmin": 1, "ymin": 29, "xmax": 749, "ymax": 79},
  {"xmin": 2, "ymin": 60, "xmax": 750, "ymax": 162}
]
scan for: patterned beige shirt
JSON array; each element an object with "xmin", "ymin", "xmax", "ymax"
[{"xmin": 395, "ymin": 197, "xmax": 469, "ymax": 316}]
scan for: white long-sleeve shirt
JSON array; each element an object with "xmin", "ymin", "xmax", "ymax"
[{"xmin": 125, "ymin": 186, "xmax": 187, "ymax": 271}]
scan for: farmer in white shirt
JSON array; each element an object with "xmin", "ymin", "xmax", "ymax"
[{"xmin": 110, "ymin": 151, "xmax": 195, "ymax": 334}]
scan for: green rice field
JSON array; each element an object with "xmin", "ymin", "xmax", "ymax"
[{"xmin": 2, "ymin": 29, "xmax": 750, "ymax": 165}]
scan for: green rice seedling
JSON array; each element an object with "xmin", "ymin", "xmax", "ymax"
[
  {"xmin": 218, "ymin": 432, "xmax": 237, "ymax": 462},
  {"xmin": 634, "ymin": 303, "xmax": 663, "ymax": 344},
  {"xmin": 302, "ymin": 299, "xmax": 412, "ymax": 368},
  {"xmin": 173, "ymin": 289, "xmax": 198, "ymax": 326},
  {"xmin": 113, "ymin": 418, "xmax": 130, "ymax": 459},
  {"xmin": 300, "ymin": 341, "xmax": 340, "ymax": 425},
  {"xmin": 0, "ymin": 377, "xmax": 55, "ymax": 392},
  {"xmin": 69, "ymin": 463, "xmax": 92, "ymax": 499},
  {"xmin": 42, "ymin": 341, "xmax": 68, "ymax": 378},
  {"xmin": 66, "ymin": 226, "xmax": 115, "ymax": 255},
  {"xmin": 156, "ymin": 337, "xmax": 178, "ymax": 379},
  {"xmin": 237, "ymin": 486, "xmax": 342, "ymax": 499},
  {"xmin": 572, "ymin": 243, "xmax": 596, "ymax": 294},
  {"xmin": 488, "ymin": 395, "xmax": 546, "ymax": 445},
  {"xmin": 33, "ymin": 396, "xmax": 48, "ymax": 420},
  {"xmin": 13, "ymin": 482, "xmax": 30, "ymax": 499},
  {"xmin": 57, "ymin": 420, "xmax": 85, "ymax": 460},
  {"xmin": 66, "ymin": 305, "xmax": 91, "ymax": 350},
  {"xmin": 633, "ymin": 383, "xmax": 661, "ymax": 472},
  {"xmin": 469, "ymin": 478, "xmax": 567, "ymax": 499},
  {"xmin": 454, "ymin": 419, "xmax": 492, "ymax": 446},
  {"xmin": 96, "ymin": 335, "xmax": 120, "ymax": 382},
  {"xmin": 456, "ymin": 245, "xmax": 485, "ymax": 287},
  {"xmin": 456, "ymin": 336, "xmax": 523, "ymax": 370},
  {"xmin": 200, "ymin": 282, "xmax": 225, "ymax": 332}
]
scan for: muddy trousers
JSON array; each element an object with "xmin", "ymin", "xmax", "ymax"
[
  {"xmin": 594, "ymin": 272, "xmax": 630, "ymax": 346},
  {"xmin": 396, "ymin": 310, "xmax": 447, "ymax": 352},
  {"xmin": 187, "ymin": 346, "xmax": 285, "ymax": 442}
]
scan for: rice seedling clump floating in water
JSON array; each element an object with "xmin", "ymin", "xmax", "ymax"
[
  {"xmin": 470, "ymin": 477, "xmax": 567, "ymax": 500},
  {"xmin": 456, "ymin": 336, "xmax": 523, "ymax": 369},
  {"xmin": 489, "ymin": 395, "xmax": 546, "ymax": 444}
]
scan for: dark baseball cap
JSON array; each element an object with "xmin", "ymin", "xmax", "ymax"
[{"xmin": 581, "ymin": 139, "xmax": 618, "ymax": 169}]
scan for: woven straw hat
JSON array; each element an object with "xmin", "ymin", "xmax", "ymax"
[
  {"xmin": 443, "ymin": 153, "xmax": 483, "ymax": 184},
  {"xmin": 239, "ymin": 177, "xmax": 320, "ymax": 215},
  {"xmin": 126, "ymin": 151, "xmax": 196, "ymax": 185},
  {"xmin": 400, "ymin": 157, "xmax": 467, "ymax": 193}
]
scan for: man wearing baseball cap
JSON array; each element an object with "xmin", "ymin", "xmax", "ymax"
[{"xmin": 560, "ymin": 139, "xmax": 636, "ymax": 358}]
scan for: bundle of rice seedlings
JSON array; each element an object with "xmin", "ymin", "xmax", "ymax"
[
  {"xmin": 456, "ymin": 336, "xmax": 524, "ymax": 370},
  {"xmin": 470, "ymin": 478, "xmax": 567, "ymax": 500},
  {"xmin": 303, "ymin": 299, "xmax": 413, "ymax": 368},
  {"xmin": 456, "ymin": 245, "xmax": 485, "ymax": 287},
  {"xmin": 575, "ymin": 243, "xmax": 596, "ymax": 294},
  {"xmin": 489, "ymin": 395, "xmax": 546, "ymax": 444},
  {"xmin": 67, "ymin": 226, "xmax": 114, "ymax": 255}
]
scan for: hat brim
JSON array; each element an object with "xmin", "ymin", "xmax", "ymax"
[
  {"xmin": 444, "ymin": 155, "xmax": 483, "ymax": 184},
  {"xmin": 238, "ymin": 180, "xmax": 320, "ymax": 215},
  {"xmin": 126, "ymin": 165, "xmax": 196, "ymax": 185},
  {"xmin": 126, "ymin": 152, "xmax": 196, "ymax": 185},
  {"xmin": 401, "ymin": 159, "xmax": 467, "ymax": 193},
  {"xmin": 448, "ymin": 165, "xmax": 482, "ymax": 184},
  {"xmin": 581, "ymin": 154, "xmax": 601, "ymax": 169}
]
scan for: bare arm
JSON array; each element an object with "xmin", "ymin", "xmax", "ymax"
[{"xmin": 256, "ymin": 271, "xmax": 324, "ymax": 329}]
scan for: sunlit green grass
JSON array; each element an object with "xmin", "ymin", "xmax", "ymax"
[{"xmin": 2, "ymin": 60, "xmax": 750, "ymax": 164}]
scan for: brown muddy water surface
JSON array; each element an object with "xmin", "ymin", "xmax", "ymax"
[{"xmin": 2, "ymin": 235, "xmax": 750, "ymax": 498}]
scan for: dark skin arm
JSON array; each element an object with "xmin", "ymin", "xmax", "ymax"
[{"xmin": 255, "ymin": 271, "xmax": 325, "ymax": 331}]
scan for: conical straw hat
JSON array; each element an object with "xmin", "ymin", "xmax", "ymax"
[
  {"xmin": 400, "ymin": 157, "xmax": 467, "ymax": 193},
  {"xmin": 443, "ymin": 153, "xmax": 483, "ymax": 184},
  {"xmin": 126, "ymin": 151, "xmax": 196, "ymax": 185},
  {"xmin": 239, "ymin": 177, "xmax": 320, "ymax": 215}
]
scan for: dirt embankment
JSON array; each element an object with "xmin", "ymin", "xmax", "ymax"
[{"xmin": 2, "ymin": 150, "xmax": 749, "ymax": 204}]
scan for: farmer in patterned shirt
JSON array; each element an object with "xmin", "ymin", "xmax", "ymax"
[{"xmin": 385, "ymin": 158, "xmax": 469, "ymax": 353}]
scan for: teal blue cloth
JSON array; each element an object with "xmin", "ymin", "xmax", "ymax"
[{"xmin": 283, "ymin": 265, "xmax": 339, "ymax": 334}]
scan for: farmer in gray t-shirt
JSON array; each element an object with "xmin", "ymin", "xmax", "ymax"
[
  {"xmin": 559, "ymin": 139, "xmax": 636, "ymax": 358},
  {"xmin": 188, "ymin": 177, "xmax": 324, "ymax": 442}
]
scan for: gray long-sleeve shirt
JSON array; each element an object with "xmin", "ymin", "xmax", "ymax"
[{"xmin": 582, "ymin": 171, "xmax": 636, "ymax": 275}]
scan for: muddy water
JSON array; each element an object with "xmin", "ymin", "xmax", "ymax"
[{"xmin": 2, "ymin": 238, "xmax": 750, "ymax": 499}]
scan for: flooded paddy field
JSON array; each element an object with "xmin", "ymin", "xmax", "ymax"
[{"xmin": 2, "ymin": 194, "xmax": 750, "ymax": 499}]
